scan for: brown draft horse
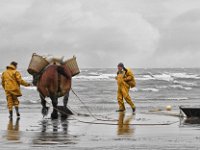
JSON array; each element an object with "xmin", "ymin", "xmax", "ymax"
[{"xmin": 36, "ymin": 64, "xmax": 72, "ymax": 119}]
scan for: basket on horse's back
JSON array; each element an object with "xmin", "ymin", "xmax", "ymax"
[
  {"xmin": 27, "ymin": 53, "xmax": 49, "ymax": 75},
  {"xmin": 27, "ymin": 53, "xmax": 80, "ymax": 77},
  {"xmin": 64, "ymin": 56, "xmax": 80, "ymax": 77}
]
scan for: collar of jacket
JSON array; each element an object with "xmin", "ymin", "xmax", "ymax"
[{"xmin": 7, "ymin": 64, "xmax": 16, "ymax": 70}]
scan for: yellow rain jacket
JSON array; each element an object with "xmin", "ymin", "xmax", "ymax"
[
  {"xmin": 1, "ymin": 65, "xmax": 30, "ymax": 97},
  {"xmin": 116, "ymin": 68, "xmax": 135, "ymax": 110}
]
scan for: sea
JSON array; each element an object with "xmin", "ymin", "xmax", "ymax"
[
  {"xmin": 0, "ymin": 68, "xmax": 200, "ymax": 112},
  {"xmin": 0, "ymin": 68, "xmax": 200, "ymax": 149}
]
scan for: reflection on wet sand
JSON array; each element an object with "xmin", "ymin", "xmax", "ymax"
[
  {"xmin": 6, "ymin": 118, "xmax": 20, "ymax": 141},
  {"xmin": 117, "ymin": 112, "xmax": 134, "ymax": 136},
  {"xmin": 32, "ymin": 116, "xmax": 77, "ymax": 145}
]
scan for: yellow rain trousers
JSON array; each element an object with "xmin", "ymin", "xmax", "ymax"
[
  {"xmin": 117, "ymin": 73, "xmax": 135, "ymax": 111},
  {"xmin": 6, "ymin": 92, "xmax": 20, "ymax": 111}
]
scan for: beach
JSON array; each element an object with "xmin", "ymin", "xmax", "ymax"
[
  {"xmin": 0, "ymin": 68, "xmax": 200, "ymax": 149},
  {"xmin": 1, "ymin": 108, "xmax": 200, "ymax": 149}
]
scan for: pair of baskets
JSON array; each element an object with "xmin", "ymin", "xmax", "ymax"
[{"xmin": 27, "ymin": 53, "xmax": 80, "ymax": 77}]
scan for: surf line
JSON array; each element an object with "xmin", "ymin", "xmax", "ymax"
[{"xmin": 39, "ymin": 89, "xmax": 178, "ymax": 126}]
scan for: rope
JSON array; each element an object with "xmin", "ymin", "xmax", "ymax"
[
  {"xmin": 71, "ymin": 89, "xmax": 97, "ymax": 119},
  {"xmin": 43, "ymin": 99, "xmax": 178, "ymax": 126},
  {"xmin": 71, "ymin": 88, "xmax": 118, "ymax": 121},
  {"xmin": 76, "ymin": 120, "xmax": 179, "ymax": 126},
  {"xmin": 38, "ymin": 90, "xmax": 179, "ymax": 126}
]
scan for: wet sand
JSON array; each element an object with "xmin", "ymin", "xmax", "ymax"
[{"xmin": 0, "ymin": 107, "xmax": 200, "ymax": 150}]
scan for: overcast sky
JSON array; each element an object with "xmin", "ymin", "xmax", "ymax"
[{"xmin": 0, "ymin": 0, "xmax": 200, "ymax": 68}]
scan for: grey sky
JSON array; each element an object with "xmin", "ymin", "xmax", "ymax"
[{"xmin": 0, "ymin": 0, "xmax": 200, "ymax": 68}]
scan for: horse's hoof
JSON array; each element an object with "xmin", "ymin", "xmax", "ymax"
[
  {"xmin": 51, "ymin": 112, "xmax": 58, "ymax": 119},
  {"xmin": 42, "ymin": 107, "xmax": 49, "ymax": 116},
  {"xmin": 61, "ymin": 113, "xmax": 68, "ymax": 119}
]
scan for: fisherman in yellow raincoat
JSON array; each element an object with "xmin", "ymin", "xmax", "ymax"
[
  {"xmin": 1, "ymin": 62, "xmax": 31, "ymax": 118},
  {"xmin": 116, "ymin": 63, "xmax": 136, "ymax": 113}
]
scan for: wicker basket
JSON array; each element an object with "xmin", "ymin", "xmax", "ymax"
[
  {"xmin": 64, "ymin": 56, "xmax": 80, "ymax": 77},
  {"xmin": 27, "ymin": 53, "xmax": 49, "ymax": 75}
]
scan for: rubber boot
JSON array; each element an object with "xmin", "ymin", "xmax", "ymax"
[
  {"xmin": 9, "ymin": 110, "xmax": 13, "ymax": 119},
  {"xmin": 132, "ymin": 107, "xmax": 136, "ymax": 115},
  {"xmin": 15, "ymin": 107, "xmax": 20, "ymax": 118}
]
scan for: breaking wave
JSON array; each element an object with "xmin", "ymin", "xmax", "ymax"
[
  {"xmin": 170, "ymin": 73, "xmax": 200, "ymax": 79},
  {"xmin": 156, "ymin": 84, "xmax": 193, "ymax": 91},
  {"xmin": 139, "ymin": 88, "xmax": 159, "ymax": 92},
  {"xmin": 131, "ymin": 88, "xmax": 159, "ymax": 92},
  {"xmin": 73, "ymin": 72, "xmax": 200, "ymax": 82},
  {"xmin": 74, "ymin": 73, "xmax": 116, "ymax": 81},
  {"xmin": 170, "ymin": 85, "xmax": 192, "ymax": 90},
  {"xmin": 137, "ymin": 72, "xmax": 200, "ymax": 82},
  {"xmin": 173, "ymin": 80, "xmax": 198, "ymax": 87}
]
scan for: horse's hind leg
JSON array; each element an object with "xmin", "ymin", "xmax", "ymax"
[
  {"xmin": 50, "ymin": 95, "xmax": 58, "ymax": 119},
  {"xmin": 40, "ymin": 94, "xmax": 49, "ymax": 117},
  {"xmin": 62, "ymin": 92, "xmax": 73, "ymax": 116},
  {"xmin": 63, "ymin": 91, "xmax": 69, "ymax": 107}
]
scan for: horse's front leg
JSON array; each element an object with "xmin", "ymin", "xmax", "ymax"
[
  {"xmin": 40, "ymin": 94, "xmax": 49, "ymax": 117},
  {"xmin": 50, "ymin": 95, "xmax": 58, "ymax": 119}
]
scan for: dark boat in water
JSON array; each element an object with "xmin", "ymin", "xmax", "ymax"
[{"xmin": 180, "ymin": 106, "xmax": 200, "ymax": 118}]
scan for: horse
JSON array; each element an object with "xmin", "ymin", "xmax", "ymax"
[{"xmin": 35, "ymin": 64, "xmax": 72, "ymax": 119}]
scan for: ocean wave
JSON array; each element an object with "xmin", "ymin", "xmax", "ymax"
[
  {"xmin": 136, "ymin": 72, "xmax": 200, "ymax": 82},
  {"xmin": 173, "ymin": 80, "xmax": 198, "ymax": 87},
  {"xmin": 19, "ymin": 70, "xmax": 200, "ymax": 83},
  {"xmin": 170, "ymin": 73, "xmax": 200, "ymax": 79},
  {"xmin": 153, "ymin": 74, "xmax": 173, "ymax": 82},
  {"xmin": 74, "ymin": 74, "xmax": 116, "ymax": 81},
  {"xmin": 88, "ymin": 72, "xmax": 102, "ymax": 76},
  {"xmin": 131, "ymin": 88, "xmax": 159, "ymax": 92},
  {"xmin": 156, "ymin": 84, "xmax": 193, "ymax": 91},
  {"xmin": 136, "ymin": 73, "xmax": 173, "ymax": 82},
  {"xmin": 170, "ymin": 85, "xmax": 192, "ymax": 90},
  {"xmin": 141, "ymin": 88, "xmax": 159, "ymax": 92},
  {"xmin": 136, "ymin": 75, "xmax": 154, "ymax": 81},
  {"xmin": 80, "ymin": 69, "xmax": 88, "ymax": 72}
]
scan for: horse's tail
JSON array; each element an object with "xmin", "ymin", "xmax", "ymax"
[{"xmin": 57, "ymin": 65, "xmax": 72, "ymax": 79}]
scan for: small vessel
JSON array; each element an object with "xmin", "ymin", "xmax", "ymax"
[{"xmin": 180, "ymin": 106, "xmax": 200, "ymax": 118}]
